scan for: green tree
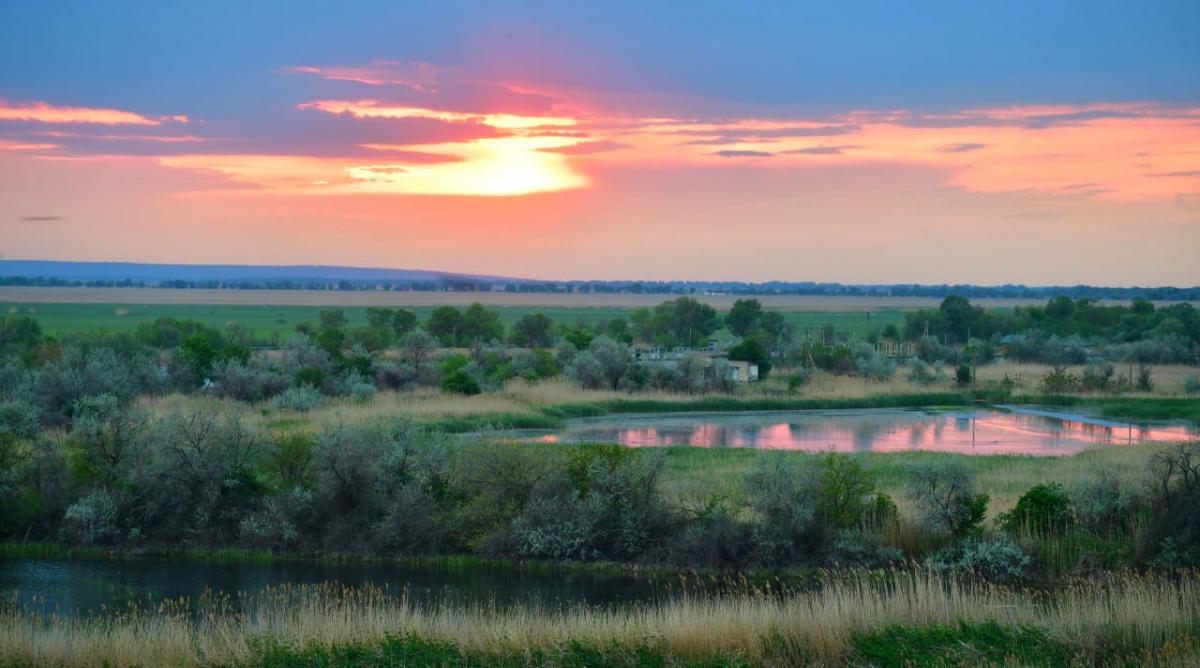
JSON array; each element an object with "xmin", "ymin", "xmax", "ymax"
[
  {"xmin": 460, "ymin": 303, "xmax": 504, "ymax": 345},
  {"xmin": 180, "ymin": 333, "xmax": 218, "ymax": 381},
  {"xmin": 654, "ymin": 297, "xmax": 719, "ymax": 347},
  {"xmin": 727, "ymin": 338, "xmax": 772, "ymax": 378},
  {"xmin": 726, "ymin": 299, "xmax": 763, "ymax": 337},
  {"xmin": 509, "ymin": 313, "xmax": 554, "ymax": 347},
  {"xmin": 425, "ymin": 307, "xmax": 463, "ymax": 346}
]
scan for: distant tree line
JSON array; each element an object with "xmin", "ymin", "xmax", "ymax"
[{"xmin": 4, "ymin": 272, "xmax": 1199, "ymax": 300}]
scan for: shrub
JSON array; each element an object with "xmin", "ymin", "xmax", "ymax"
[
  {"xmin": 1136, "ymin": 364, "xmax": 1154, "ymax": 392},
  {"xmin": 211, "ymin": 358, "xmax": 289, "ymax": 402},
  {"xmin": 1184, "ymin": 375, "xmax": 1200, "ymax": 395},
  {"xmin": 852, "ymin": 342, "xmax": 895, "ymax": 381},
  {"xmin": 669, "ymin": 495, "xmax": 753, "ymax": 567},
  {"xmin": 746, "ymin": 458, "xmax": 823, "ymax": 564},
  {"xmin": 565, "ymin": 351, "xmax": 606, "ymax": 390},
  {"xmin": 907, "ymin": 461, "xmax": 989, "ymax": 537},
  {"xmin": 334, "ymin": 372, "xmax": 377, "ymax": 401},
  {"xmin": 954, "ymin": 363, "xmax": 972, "ymax": 387},
  {"xmin": 440, "ymin": 370, "xmax": 482, "ymax": 396},
  {"xmin": 272, "ymin": 385, "xmax": 327, "ymax": 412},
  {"xmin": 929, "ymin": 536, "xmax": 1031, "ymax": 582},
  {"xmin": 513, "ymin": 448, "xmax": 667, "ymax": 562},
  {"xmin": 0, "ymin": 400, "xmax": 41, "ymax": 443},
  {"xmin": 825, "ymin": 531, "xmax": 903, "ymax": 568},
  {"xmin": 815, "ymin": 454, "xmax": 877, "ymax": 529},
  {"xmin": 295, "ymin": 367, "xmax": 326, "ymax": 390},
  {"xmin": 1071, "ymin": 471, "xmax": 1143, "ymax": 536},
  {"xmin": 1143, "ymin": 441, "xmax": 1200, "ymax": 566},
  {"xmin": 999, "ymin": 483, "xmax": 1073, "ymax": 535},
  {"xmin": 907, "ymin": 359, "xmax": 945, "ymax": 386},
  {"xmin": 60, "ymin": 489, "xmax": 123, "ymax": 546}
]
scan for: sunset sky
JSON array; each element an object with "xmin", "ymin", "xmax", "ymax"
[{"xmin": 1, "ymin": 2, "xmax": 1198, "ymax": 285}]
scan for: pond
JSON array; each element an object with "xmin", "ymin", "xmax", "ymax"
[
  {"xmin": 520, "ymin": 405, "xmax": 1198, "ymax": 455},
  {"xmin": 0, "ymin": 557, "xmax": 659, "ymax": 618}
]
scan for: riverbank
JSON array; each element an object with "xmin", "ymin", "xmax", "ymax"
[
  {"xmin": 229, "ymin": 378, "xmax": 1200, "ymax": 436},
  {"xmin": 2, "ymin": 571, "xmax": 1197, "ymax": 667}
]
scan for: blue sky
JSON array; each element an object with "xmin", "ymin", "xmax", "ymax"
[{"xmin": 1, "ymin": 1, "xmax": 1198, "ymax": 284}]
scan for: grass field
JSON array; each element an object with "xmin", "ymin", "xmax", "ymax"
[{"xmin": 2, "ymin": 300, "xmax": 908, "ymax": 341}]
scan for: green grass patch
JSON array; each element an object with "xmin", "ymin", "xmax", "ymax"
[
  {"xmin": 246, "ymin": 635, "xmax": 749, "ymax": 668},
  {"xmin": 589, "ymin": 393, "xmax": 968, "ymax": 415},
  {"xmin": 3, "ymin": 301, "xmax": 908, "ymax": 343},
  {"xmin": 851, "ymin": 621, "xmax": 1077, "ymax": 668}
]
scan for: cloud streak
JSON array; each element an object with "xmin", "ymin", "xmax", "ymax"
[{"xmin": 0, "ymin": 100, "xmax": 186, "ymax": 125}]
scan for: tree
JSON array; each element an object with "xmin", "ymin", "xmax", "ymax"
[
  {"xmin": 654, "ymin": 297, "xmax": 719, "ymax": 347},
  {"xmin": 510, "ymin": 313, "xmax": 554, "ymax": 347},
  {"xmin": 319, "ymin": 310, "xmax": 347, "ymax": 331},
  {"xmin": 441, "ymin": 370, "xmax": 482, "ymax": 395},
  {"xmin": 726, "ymin": 299, "xmax": 763, "ymax": 338},
  {"xmin": 460, "ymin": 303, "xmax": 504, "ymax": 345},
  {"xmin": 727, "ymin": 338, "xmax": 772, "ymax": 378},
  {"xmin": 180, "ymin": 333, "xmax": 218, "ymax": 382},
  {"xmin": 366, "ymin": 308, "xmax": 417, "ymax": 339},
  {"xmin": 425, "ymin": 307, "xmax": 463, "ymax": 346},
  {"xmin": 399, "ymin": 330, "xmax": 437, "ymax": 369}
]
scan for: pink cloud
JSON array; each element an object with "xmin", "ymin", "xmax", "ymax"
[{"xmin": 0, "ymin": 100, "xmax": 187, "ymax": 125}]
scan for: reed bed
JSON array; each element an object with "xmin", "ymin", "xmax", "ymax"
[{"xmin": 4, "ymin": 571, "xmax": 1198, "ymax": 667}]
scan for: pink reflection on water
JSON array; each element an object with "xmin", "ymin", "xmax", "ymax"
[{"xmin": 534, "ymin": 409, "xmax": 1198, "ymax": 456}]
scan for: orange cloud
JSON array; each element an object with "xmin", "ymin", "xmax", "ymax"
[
  {"xmin": 0, "ymin": 100, "xmax": 187, "ymax": 125},
  {"xmin": 0, "ymin": 138, "xmax": 60, "ymax": 152},
  {"xmin": 298, "ymin": 100, "xmax": 576, "ymax": 130}
]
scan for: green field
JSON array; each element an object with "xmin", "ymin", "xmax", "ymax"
[{"xmin": 3, "ymin": 301, "xmax": 908, "ymax": 343}]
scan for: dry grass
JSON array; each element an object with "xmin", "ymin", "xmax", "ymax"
[{"xmin": 3, "ymin": 572, "xmax": 1197, "ymax": 667}]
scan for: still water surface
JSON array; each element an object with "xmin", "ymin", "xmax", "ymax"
[
  {"xmin": 0, "ymin": 557, "xmax": 658, "ymax": 618},
  {"xmin": 526, "ymin": 405, "xmax": 1197, "ymax": 455}
]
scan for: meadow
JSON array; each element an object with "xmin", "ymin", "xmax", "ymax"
[{"xmin": 1, "ymin": 299, "xmax": 907, "ymax": 342}]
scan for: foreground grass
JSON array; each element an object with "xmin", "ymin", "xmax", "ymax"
[{"xmin": 3, "ymin": 571, "xmax": 1197, "ymax": 667}]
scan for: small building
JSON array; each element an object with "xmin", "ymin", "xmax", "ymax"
[{"xmin": 728, "ymin": 359, "xmax": 759, "ymax": 383}]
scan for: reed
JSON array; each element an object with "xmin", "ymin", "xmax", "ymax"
[{"xmin": 3, "ymin": 571, "xmax": 1197, "ymax": 667}]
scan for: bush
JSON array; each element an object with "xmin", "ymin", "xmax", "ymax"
[
  {"xmin": 999, "ymin": 483, "xmax": 1073, "ymax": 535},
  {"xmin": 929, "ymin": 536, "xmax": 1031, "ymax": 582},
  {"xmin": 334, "ymin": 372, "xmax": 378, "ymax": 401},
  {"xmin": 60, "ymin": 489, "xmax": 123, "ymax": 546},
  {"xmin": 1071, "ymin": 471, "xmax": 1143, "ymax": 536},
  {"xmin": 668, "ymin": 495, "xmax": 753, "ymax": 567},
  {"xmin": 815, "ymin": 454, "xmax": 877, "ymax": 529},
  {"xmin": 954, "ymin": 363, "xmax": 972, "ymax": 387},
  {"xmin": 746, "ymin": 458, "xmax": 823, "ymax": 564},
  {"xmin": 0, "ymin": 400, "xmax": 41, "ymax": 443},
  {"xmin": 272, "ymin": 386, "xmax": 327, "ymax": 412},
  {"xmin": 1136, "ymin": 364, "xmax": 1153, "ymax": 392},
  {"xmin": 825, "ymin": 531, "xmax": 903, "ymax": 568},
  {"xmin": 1184, "ymin": 375, "xmax": 1200, "ymax": 395},
  {"xmin": 441, "ymin": 370, "xmax": 482, "ymax": 396},
  {"xmin": 1143, "ymin": 441, "xmax": 1200, "ymax": 566},
  {"xmin": 295, "ymin": 367, "xmax": 326, "ymax": 390},
  {"xmin": 211, "ymin": 358, "xmax": 289, "ymax": 402},
  {"xmin": 513, "ymin": 447, "xmax": 667, "ymax": 562},
  {"xmin": 565, "ymin": 351, "xmax": 606, "ymax": 390},
  {"xmin": 852, "ymin": 342, "xmax": 895, "ymax": 381},
  {"xmin": 907, "ymin": 359, "xmax": 945, "ymax": 386},
  {"xmin": 907, "ymin": 461, "xmax": 989, "ymax": 537}
]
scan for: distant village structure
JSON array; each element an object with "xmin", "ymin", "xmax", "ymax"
[{"xmin": 633, "ymin": 342, "xmax": 759, "ymax": 383}]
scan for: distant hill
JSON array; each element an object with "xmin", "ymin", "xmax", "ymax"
[
  {"xmin": 0, "ymin": 260, "xmax": 518, "ymax": 287},
  {"xmin": 1, "ymin": 259, "xmax": 1198, "ymax": 300}
]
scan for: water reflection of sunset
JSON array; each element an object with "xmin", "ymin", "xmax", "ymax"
[{"xmin": 531, "ymin": 408, "xmax": 1198, "ymax": 456}]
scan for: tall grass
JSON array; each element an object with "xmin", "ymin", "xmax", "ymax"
[{"xmin": 3, "ymin": 571, "xmax": 1197, "ymax": 667}]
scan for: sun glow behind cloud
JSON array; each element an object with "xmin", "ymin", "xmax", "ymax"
[{"xmin": 3, "ymin": 64, "xmax": 1199, "ymax": 203}]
